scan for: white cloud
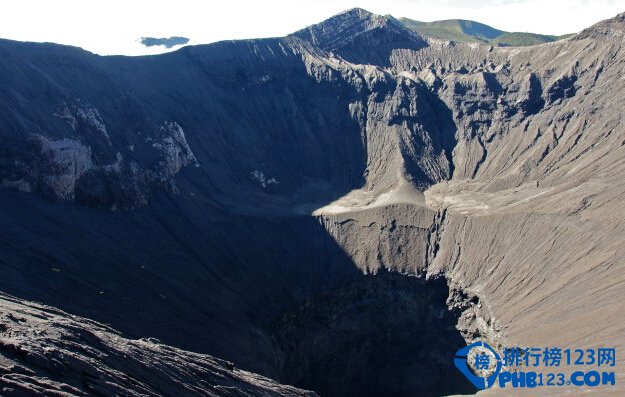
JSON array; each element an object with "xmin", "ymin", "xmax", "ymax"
[{"xmin": 0, "ymin": 0, "xmax": 624, "ymax": 55}]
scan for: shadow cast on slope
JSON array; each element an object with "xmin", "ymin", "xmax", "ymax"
[{"xmin": 0, "ymin": 190, "xmax": 474, "ymax": 397}]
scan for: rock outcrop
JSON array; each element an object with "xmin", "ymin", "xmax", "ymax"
[{"xmin": 0, "ymin": 96, "xmax": 199, "ymax": 208}]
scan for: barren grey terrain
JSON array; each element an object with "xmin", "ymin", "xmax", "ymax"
[
  {"xmin": 0, "ymin": 292, "xmax": 315, "ymax": 396},
  {"xmin": 1, "ymin": 7, "xmax": 624, "ymax": 397}
]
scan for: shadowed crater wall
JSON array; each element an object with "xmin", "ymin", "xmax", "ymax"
[{"xmin": 270, "ymin": 273, "xmax": 476, "ymax": 397}]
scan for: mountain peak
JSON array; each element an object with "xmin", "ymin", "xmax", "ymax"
[
  {"xmin": 290, "ymin": 8, "xmax": 426, "ymax": 65},
  {"xmin": 336, "ymin": 7, "xmax": 379, "ymax": 19},
  {"xmin": 291, "ymin": 8, "xmax": 394, "ymax": 49},
  {"xmin": 325, "ymin": 7, "xmax": 389, "ymax": 25}
]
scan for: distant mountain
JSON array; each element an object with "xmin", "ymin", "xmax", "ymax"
[{"xmin": 397, "ymin": 17, "xmax": 571, "ymax": 46}]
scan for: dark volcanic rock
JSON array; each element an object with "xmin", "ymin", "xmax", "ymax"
[
  {"xmin": 271, "ymin": 274, "xmax": 474, "ymax": 397},
  {"xmin": 0, "ymin": 292, "xmax": 316, "ymax": 396}
]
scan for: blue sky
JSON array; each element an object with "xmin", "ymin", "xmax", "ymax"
[{"xmin": 1, "ymin": 0, "xmax": 624, "ymax": 55}]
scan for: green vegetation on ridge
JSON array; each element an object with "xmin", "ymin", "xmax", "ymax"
[{"xmin": 397, "ymin": 17, "xmax": 571, "ymax": 46}]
